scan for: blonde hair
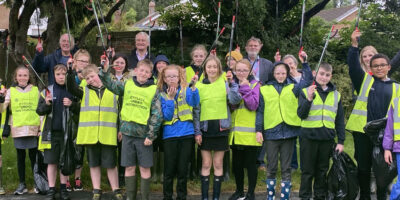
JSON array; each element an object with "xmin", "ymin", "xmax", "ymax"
[
  {"xmin": 81, "ymin": 64, "xmax": 99, "ymax": 78},
  {"xmin": 137, "ymin": 59, "xmax": 154, "ymax": 71},
  {"xmin": 190, "ymin": 44, "xmax": 207, "ymax": 63},
  {"xmin": 157, "ymin": 65, "xmax": 187, "ymax": 90},
  {"xmin": 360, "ymin": 46, "xmax": 378, "ymax": 71},
  {"xmin": 234, "ymin": 59, "xmax": 251, "ymax": 71},
  {"xmin": 204, "ymin": 56, "xmax": 223, "ymax": 78},
  {"xmin": 73, "ymin": 49, "xmax": 91, "ymax": 63}
]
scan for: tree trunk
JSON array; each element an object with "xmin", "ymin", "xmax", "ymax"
[{"xmin": 44, "ymin": 0, "xmax": 65, "ymax": 54}]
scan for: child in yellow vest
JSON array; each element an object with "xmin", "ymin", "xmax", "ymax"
[
  {"xmin": 185, "ymin": 44, "xmax": 207, "ymax": 84},
  {"xmin": 99, "ymin": 59, "xmax": 163, "ymax": 200},
  {"xmin": 195, "ymin": 56, "xmax": 241, "ymax": 200},
  {"xmin": 297, "ymin": 63, "xmax": 345, "ymax": 200},
  {"xmin": 36, "ymin": 64, "xmax": 79, "ymax": 199},
  {"xmin": 0, "ymin": 81, "xmax": 11, "ymax": 195},
  {"xmin": 0, "ymin": 66, "xmax": 40, "ymax": 195},
  {"xmin": 66, "ymin": 64, "xmax": 122, "ymax": 200}
]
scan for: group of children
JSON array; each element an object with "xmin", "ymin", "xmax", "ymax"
[{"xmin": 0, "ymin": 29, "xmax": 399, "ymax": 200}]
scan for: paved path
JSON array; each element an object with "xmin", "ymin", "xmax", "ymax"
[{"xmin": 0, "ymin": 191, "xmax": 379, "ymax": 200}]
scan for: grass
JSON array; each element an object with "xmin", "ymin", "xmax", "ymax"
[{"xmin": 1, "ymin": 133, "xmax": 356, "ymax": 194}]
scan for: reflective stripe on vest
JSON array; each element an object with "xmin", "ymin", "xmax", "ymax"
[
  {"xmin": 392, "ymin": 98, "xmax": 400, "ymax": 141},
  {"xmin": 260, "ymin": 84, "xmax": 301, "ymax": 130},
  {"xmin": 161, "ymin": 88, "xmax": 193, "ymax": 125},
  {"xmin": 229, "ymin": 82, "xmax": 261, "ymax": 146},
  {"xmin": 346, "ymin": 74, "xmax": 399, "ymax": 133},
  {"xmin": 121, "ymin": 80, "xmax": 157, "ymax": 125},
  {"xmin": 301, "ymin": 87, "xmax": 340, "ymax": 129},
  {"xmin": 197, "ymin": 76, "xmax": 228, "ymax": 121},
  {"xmin": 76, "ymin": 87, "xmax": 118, "ymax": 145},
  {"xmin": 10, "ymin": 86, "xmax": 40, "ymax": 127}
]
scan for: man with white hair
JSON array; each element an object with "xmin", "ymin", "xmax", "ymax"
[
  {"xmin": 33, "ymin": 33, "xmax": 78, "ymax": 85},
  {"xmin": 245, "ymin": 36, "xmax": 274, "ymax": 85},
  {"xmin": 127, "ymin": 32, "xmax": 155, "ymax": 70}
]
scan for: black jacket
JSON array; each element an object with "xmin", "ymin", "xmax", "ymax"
[
  {"xmin": 297, "ymin": 82, "xmax": 345, "ymax": 144},
  {"xmin": 127, "ymin": 48, "xmax": 155, "ymax": 70}
]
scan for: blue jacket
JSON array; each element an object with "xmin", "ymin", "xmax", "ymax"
[
  {"xmin": 256, "ymin": 63, "xmax": 312, "ymax": 140},
  {"xmin": 32, "ymin": 48, "xmax": 78, "ymax": 85},
  {"xmin": 161, "ymin": 87, "xmax": 200, "ymax": 139}
]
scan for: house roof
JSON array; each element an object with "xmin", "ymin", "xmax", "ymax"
[{"xmin": 316, "ymin": 5, "xmax": 358, "ymax": 22}]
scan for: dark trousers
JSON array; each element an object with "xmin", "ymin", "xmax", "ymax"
[
  {"xmin": 299, "ymin": 138, "xmax": 333, "ymax": 200},
  {"xmin": 163, "ymin": 137, "xmax": 193, "ymax": 200},
  {"xmin": 266, "ymin": 139, "xmax": 295, "ymax": 181},
  {"xmin": 291, "ymin": 137, "xmax": 299, "ymax": 169},
  {"xmin": 17, "ymin": 148, "xmax": 37, "ymax": 183},
  {"xmin": 353, "ymin": 132, "xmax": 388, "ymax": 200},
  {"xmin": 257, "ymin": 141, "xmax": 267, "ymax": 167},
  {"xmin": 231, "ymin": 146, "xmax": 259, "ymax": 194}
]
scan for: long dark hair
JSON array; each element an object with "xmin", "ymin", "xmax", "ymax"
[{"xmin": 110, "ymin": 53, "xmax": 129, "ymax": 75}]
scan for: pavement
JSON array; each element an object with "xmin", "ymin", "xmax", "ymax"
[{"xmin": 0, "ymin": 191, "xmax": 380, "ymax": 200}]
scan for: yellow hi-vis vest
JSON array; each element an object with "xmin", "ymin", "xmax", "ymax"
[
  {"xmin": 121, "ymin": 80, "xmax": 157, "ymax": 125},
  {"xmin": 76, "ymin": 87, "xmax": 118, "ymax": 145},
  {"xmin": 392, "ymin": 97, "xmax": 400, "ymax": 141},
  {"xmin": 161, "ymin": 88, "xmax": 193, "ymax": 125},
  {"xmin": 10, "ymin": 86, "xmax": 40, "ymax": 127},
  {"xmin": 260, "ymin": 84, "xmax": 301, "ymax": 130},
  {"xmin": 185, "ymin": 66, "xmax": 227, "ymax": 84},
  {"xmin": 197, "ymin": 76, "xmax": 228, "ymax": 121},
  {"xmin": 301, "ymin": 87, "xmax": 340, "ymax": 129},
  {"xmin": 346, "ymin": 74, "xmax": 400, "ymax": 133},
  {"xmin": 229, "ymin": 82, "xmax": 261, "ymax": 146},
  {"xmin": 38, "ymin": 86, "xmax": 54, "ymax": 151},
  {"xmin": 0, "ymin": 85, "xmax": 4, "ymax": 136},
  {"xmin": 79, "ymin": 79, "xmax": 87, "ymax": 87}
]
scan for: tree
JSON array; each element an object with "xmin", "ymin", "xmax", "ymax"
[{"xmin": 6, "ymin": 0, "xmax": 125, "ymax": 65}]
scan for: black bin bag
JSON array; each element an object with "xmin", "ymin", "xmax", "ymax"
[
  {"xmin": 364, "ymin": 118, "xmax": 397, "ymax": 192},
  {"xmin": 33, "ymin": 151, "xmax": 49, "ymax": 195},
  {"xmin": 327, "ymin": 146, "xmax": 359, "ymax": 200},
  {"xmin": 59, "ymin": 108, "xmax": 76, "ymax": 176}
]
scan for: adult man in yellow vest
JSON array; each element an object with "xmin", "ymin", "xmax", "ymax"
[{"xmin": 346, "ymin": 30, "xmax": 399, "ymax": 200}]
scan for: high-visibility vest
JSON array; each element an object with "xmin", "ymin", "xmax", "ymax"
[
  {"xmin": 38, "ymin": 85, "xmax": 55, "ymax": 151},
  {"xmin": 346, "ymin": 74, "xmax": 400, "ymax": 133},
  {"xmin": 79, "ymin": 79, "xmax": 87, "ymax": 87},
  {"xmin": 392, "ymin": 97, "xmax": 400, "ymax": 141},
  {"xmin": 161, "ymin": 88, "xmax": 193, "ymax": 125},
  {"xmin": 185, "ymin": 66, "xmax": 204, "ymax": 84},
  {"xmin": 0, "ymin": 85, "xmax": 4, "ymax": 137},
  {"xmin": 260, "ymin": 84, "xmax": 301, "ymax": 130},
  {"xmin": 301, "ymin": 87, "xmax": 340, "ymax": 129},
  {"xmin": 76, "ymin": 87, "xmax": 118, "ymax": 145},
  {"xmin": 229, "ymin": 82, "xmax": 261, "ymax": 146},
  {"xmin": 120, "ymin": 80, "xmax": 157, "ymax": 125},
  {"xmin": 10, "ymin": 86, "xmax": 40, "ymax": 127},
  {"xmin": 197, "ymin": 76, "xmax": 228, "ymax": 121}
]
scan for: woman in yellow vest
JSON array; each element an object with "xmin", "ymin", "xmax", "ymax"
[
  {"xmin": 228, "ymin": 59, "xmax": 261, "ymax": 200},
  {"xmin": 158, "ymin": 64, "xmax": 200, "ymax": 200},
  {"xmin": 347, "ymin": 31, "xmax": 400, "ymax": 200},
  {"xmin": 256, "ymin": 52, "xmax": 312, "ymax": 200},
  {"xmin": 195, "ymin": 56, "xmax": 241, "ymax": 200},
  {"xmin": 297, "ymin": 63, "xmax": 345, "ymax": 200},
  {"xmin": 0, "ymin": 66, "xmax": 40, "ymax": 195},
  {"xmin": 66, "ymin": 64, "xmax": 123, "ymax": 200}
]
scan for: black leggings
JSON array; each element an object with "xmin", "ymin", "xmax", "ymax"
[
  {"xmin": 16, "ymin": 148, "xmax": 37, "ymax": 183},
  {"xmin": 231, "ymin": 146, "xmax": 259, "ymax": 194}
]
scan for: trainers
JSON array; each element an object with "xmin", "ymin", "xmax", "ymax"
[
  {"xmin": 92, "ymin": 189, "xmax": 102, "ymax": 200},
  {"xmin": 60, "ymin": 188, "xmax": 70, "ymax": 200},
  {"xmin": 113, "ymin": 189, "xmax": 123, "ymax": 200},
  {"xmin": 0, "ymin": 186, "xmax": 4, "ymax": 195},
  {"xmin": 14, "ymin": 183, "xmax": 28, "ymax": 195},
  {"xmin": 66, "ymin": 180, "xmax": 72, "ymax": 192},
  {"xmin": 34, "ymin": 186, "xmax": 40, "ymax": 194},
  {"xmin": 228, "ymin": 190, "xmax": 245, "ymax": 200},
  {"xmin": 244, "ymin": 193, "xmax": 255, "ymax": 200},
  {"xmin": 74, "ymin": 178, "xmax": 83, "ymax": 191}
]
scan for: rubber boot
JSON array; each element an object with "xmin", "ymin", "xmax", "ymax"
[
  {"xmin": 140, "ymin": 177, "xmax": 151, "ymax": 200},
  {"xmin": 212, "ymin": 175, "xmax": 223, "ymax": 200},
  {"xmin": 201, "ymin": 175, "xmax": 210, "ymax": 200},
  {"xmin": 266, "ymin": 179, "xmax": 276, "ymax": 200},
  {"xmin": 125, "ymin": 176, "xmax": 137, "ymax": 200},
  {"xmin": 280, "ymin": 181, "xmax": 292, "ymax": 200}
]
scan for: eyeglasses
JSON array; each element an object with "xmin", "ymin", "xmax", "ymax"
[
  {"xmin": 236, "ymin": 70, "xmax": 250, "ymax": 74},
  {"xmin": 76, "ymin": 59, "xmax": 89, "ymax": 64},
  {"xmin": 371, "ymin": 63, "xmax": 389, "ymax": 69},
  {"xmin": 165, "ymin": 75, "xmax": 179, "ymax": 79}
]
